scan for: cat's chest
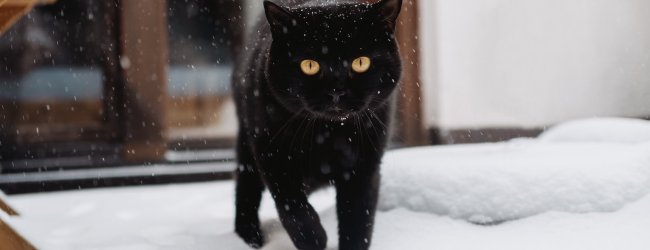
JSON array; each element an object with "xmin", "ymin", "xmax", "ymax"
[
  {"xmin": 257, "ymin": 119, "xmax": 365, "ymax": 163},
  {"xmin": 301, "ymin": 123, "xmax": 372, "ymax": 169}
]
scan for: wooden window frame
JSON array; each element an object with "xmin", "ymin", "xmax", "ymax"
[{"xmin": 395, "ymin": 0, "xmax": 428, "ymax": 146}]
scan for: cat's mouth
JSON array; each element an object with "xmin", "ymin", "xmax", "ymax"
[
  {"xmin": 302, "ymin": 97, "xmax": 370, "ymax": 119},
  {"xmin": 327, "ymin": 106, "xmax": 344, "ymax": 113},
  {"xmin": 306, "ymin": 104, "xmax": 362, "ymax": 119}
]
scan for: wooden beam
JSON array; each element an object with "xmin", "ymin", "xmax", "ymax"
[
  {"xmin": 0, "ymin": 193, "xmax": 35, "ymax": 250},
  {"xmin": 0, "ymin": 0, "xmax": 57, "ymax": 34},
  {"xmin": 0, "ymin": 194, "xmax": 18, "ymax": 216},
  {"xmin": 119, "ymin": 0, "xmax": 169, "ymax": 163},
  {"xmin": 1, "ymin": 0, "xmax": 56, "ymax": 5},
  {"xmin": 396, "ymin": 0, "xmax": 428, "ymax": 146},
  {"xmin": 0, "ymin": 219, "xmax": 35, "ymax": 250},
  {"xmin": 0, "ymin": 1, "xmax": 34, "ymax": 34}
]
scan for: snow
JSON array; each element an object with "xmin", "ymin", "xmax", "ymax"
[
  {"xmin": 5, "ymin": 118, "xmax": 650, "ymax": 249},
  {"xmin": 7, "ymin": 182, "xmax": 336, "ymax": 250},
  {"xmin": 380, "ymin": 117, "xmax": 650, "ymax": 224},
  {"xmin": 380, "ymin": 142, "xmax": 650, "ymax": 224},
  {"xmin": 538, "ymin": 117, "xmax": 650, "ymax": 144}
]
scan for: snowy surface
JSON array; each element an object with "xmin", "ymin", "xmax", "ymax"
[
  {"xmin": 6, "ymin": 118, "xmax": 650, "ymax": 249},
  {"xmin": 538, "ymin": 117, "xmax": 650, "ymax": 144},
  {"xmin": 380, "ymin": 142, "xmax": 650, "ymax": 224},
  {"xmin": 380, "ymin": 117, "xmax": 650, "ymax": 224}
]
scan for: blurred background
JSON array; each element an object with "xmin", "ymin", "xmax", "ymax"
[{"xmin": 0, "ymin": 0, "xmax": 648, "ymax": 194}]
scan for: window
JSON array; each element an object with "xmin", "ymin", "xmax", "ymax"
[
  {"xmin": 166, "ymin": 0, "xmax": 237, "ymax": 146},
  {"xmin": 0, "ymin": 0, "xmax": 246, "ymax": 170},
  {"xmin": 0, "ymin": 1, "xmax": 121, "ymax": 169}
]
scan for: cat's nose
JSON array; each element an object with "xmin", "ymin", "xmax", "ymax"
[{"xmin": 328, "ymin": 91, "xmax": 346, "ymax": 103}]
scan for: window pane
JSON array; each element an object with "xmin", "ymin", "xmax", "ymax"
[
  {"xmin": 0, "ymin": 1, "xmax": 118, "ymax": 158},
  {"xmin": 167, "ymin": 0, "xmax": 238, "ymax": 142}
]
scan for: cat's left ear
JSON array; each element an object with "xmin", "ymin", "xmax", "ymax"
[
  {"xmin": 264, "ymin": 1, "xmax": 296, "ymax": 35},
  {"xmin": 373, "ymin": 0, "xmax": 402, "ymax": 30}
]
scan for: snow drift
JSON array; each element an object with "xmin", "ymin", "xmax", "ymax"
[
  {"xmin": 379, "ymin": 118, "xmax": 650, "ymax": 224},
  {"xmin": 539, "ymin": 117, "xmax": 650, "ymax": 144}
]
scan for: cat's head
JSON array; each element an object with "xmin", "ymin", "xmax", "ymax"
[{"xmin": 263, "ymin": 0, "xmax": 402, "ymax": 119}]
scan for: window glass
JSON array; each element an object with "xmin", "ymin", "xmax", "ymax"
[
  {"xmin": 0, "ymin": 1, "xmax": 118, "ymax": 156},
  {"xmin": 167, "ymin": 0, "xmax": 237, "ymax": 142}
]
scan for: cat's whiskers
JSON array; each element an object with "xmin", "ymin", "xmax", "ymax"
[
  {"xmin": 265, "ymin": 109, "xmax": 307, "ymax": 153},
  {"xmin": 358, "ymin": 112, "xmax": 380, "ymax": 153},
  {"xmin": 353, "ymin": 113, "xmax": 377, "ymax": 164},
  {"xmin": 367, "ymin": 108, "xmax": 390, "ymax": 133},
  {"xmin": 287, "ymin": 113, "xmax": 311, "ymax": 155},
  {"xmin": 297, "ymin": 114, "xmax": 316, "ymax": 153},
  {"xmin": 367, "ymin": 107, "xmax": 410, "ymax": 144},
  {"xmin": 361, "ymin": 111, "xmax": 380, "ymax": 138},
  {"xmin": 351, "ymin": 114, "xmax": 362, "ymax": 165},
  {"xmin": 361, "ymin": 111, "xmax": 381, "ymax": 153},
  {"xmin": 305, "ymin": 114, "xmax": 318, "ymax": 154},
  {"xmin": 367, "ymin": 96, "xmax": 390, "ymax": 109}
]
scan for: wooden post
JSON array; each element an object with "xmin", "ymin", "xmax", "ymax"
[
  {"xmin": 119, "ymin": 0, "xmax": 169, "ymax": 163},
  {"xmin": 395, "ymin": 0, "xmax": 428, "ymax": 146}
]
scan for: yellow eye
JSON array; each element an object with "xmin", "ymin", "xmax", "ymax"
[
  {"xmin": 300, "ymin": 59, "xmax": 320, "ymax": 76},
  {"xmin": 351, "ymin": 56, "xmax": 371, "ymax": 73}
]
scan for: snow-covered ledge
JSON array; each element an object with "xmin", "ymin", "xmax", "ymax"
[
  {"xmin": 380, "ymin": 118, "xmax": 650, "ymax": 224},
  {"xmin": 6, "ymin": 118, "xmax": 650, "ymax": 249}
]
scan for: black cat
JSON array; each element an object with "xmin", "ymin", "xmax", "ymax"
[{"xmin": 233, "ymin": 0, "xmax": 402, "ymax": 249}]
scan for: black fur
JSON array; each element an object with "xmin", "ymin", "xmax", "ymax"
[{"xmin": 233, "ymin": 0, "xmax": 402, "ymax": 249}]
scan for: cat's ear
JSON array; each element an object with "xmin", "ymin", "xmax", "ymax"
[
  {"xmin": 373, "ymin": 0, "xmax": 402, "ymax": 30},
  {"xmin": 264, "ymin": 1, "xmax": 296, "ymax": 35}
]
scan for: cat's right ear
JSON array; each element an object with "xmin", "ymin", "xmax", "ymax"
[
  {"xmin": 373, "ymin": 0, "xmax": 402, "ymax": 31},
  {"xmin": 264, "ymin": 1, "xmax": 296, "ymax": 35}
]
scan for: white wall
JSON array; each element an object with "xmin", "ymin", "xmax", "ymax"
[{"xmin": 420, "ymin": 0, "xmax": 650, "ymax": 128}]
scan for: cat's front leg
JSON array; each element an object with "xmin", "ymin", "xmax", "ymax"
[
  {"xmin": 235, "ymin": 165, "xmax": 265, "ymax": 248},
  {"xmin": 235, "ymin": 135, "xmax": 265, "ymax": 248},
  {"xmin": 336, "ymin": 170, "xmax": 380, "ymax": 250},
  {"xmin": 263, "ymin": 164, "xmax": 328, "ymax": 250}
]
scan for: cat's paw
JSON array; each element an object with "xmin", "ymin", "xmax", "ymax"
[
  {"xmin": 236, "ymin": 223, "xmax": 265, "ymax": 249},
  {"xmin": 290, "ymin": 227, "xmax": 327, "ymax": 250}
]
